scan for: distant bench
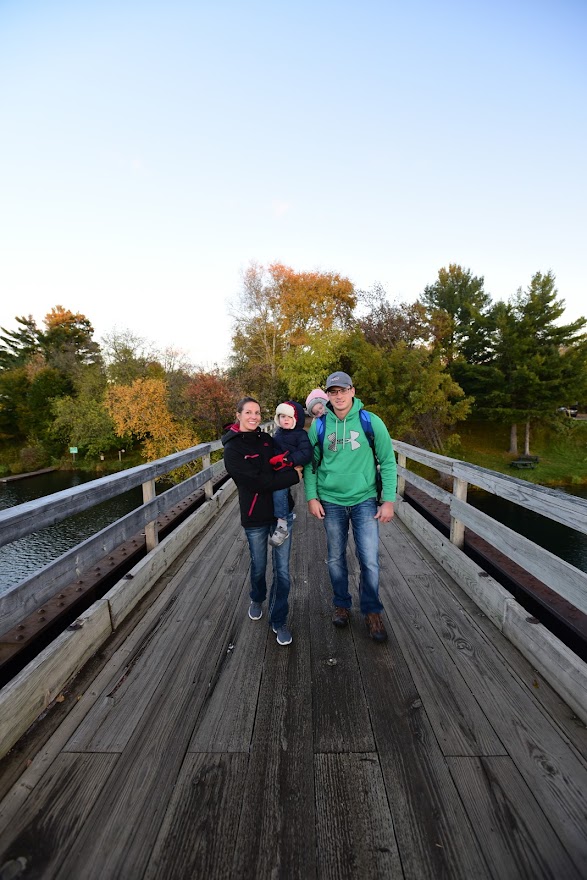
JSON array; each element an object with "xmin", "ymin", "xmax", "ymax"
[{"xmin": 510, "ymin": 459, "xmax": 538, "ymax": 469}]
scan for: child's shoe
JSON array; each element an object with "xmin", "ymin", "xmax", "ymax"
[{"xmin": 269, "ymin": 523, "xmax": 289, "ymax": 546}]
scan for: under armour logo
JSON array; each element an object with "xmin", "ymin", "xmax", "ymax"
[{"xmin": 326, "ymin": 431, "xmax": 362, "ymax": 452}]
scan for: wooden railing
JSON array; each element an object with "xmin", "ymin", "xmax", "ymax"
[
  {"xmin": 394, "ymin": 440, "xmax": 587, "ymax": 620},
  {"xmin": 1, "ymin": 433, "xmax": 587, "ymax": 759},
  {"xmin": 0, "ymin": 441, "xmax": 225, "ymax": 632}
]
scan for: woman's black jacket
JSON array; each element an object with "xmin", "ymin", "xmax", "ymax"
[{"xmin": 221, "ymin": 425, "xmax": 299, "ymax": 527}]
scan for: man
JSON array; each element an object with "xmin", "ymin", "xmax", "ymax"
[{"xmin": 303, "ymin": 371, "xmax": 397, "ymax": 642}]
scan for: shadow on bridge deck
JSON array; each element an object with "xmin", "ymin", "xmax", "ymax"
[{"xmin": 1, "ymin": 484, "xmax": 587, "ymax": 879}]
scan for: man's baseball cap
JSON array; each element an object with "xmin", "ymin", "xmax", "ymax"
[{"xmin": 325, "ymin": 371, "xmax": 353, "ymax": 390}]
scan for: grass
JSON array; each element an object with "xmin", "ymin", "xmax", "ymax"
[{"xmin": 452, "ymin": 419, "xmax": 587, "ymax": 487}]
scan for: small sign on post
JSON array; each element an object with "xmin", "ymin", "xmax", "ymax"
[{"xmin": 69, "ymin": 446, "xmax": 78, "ymax": 463}]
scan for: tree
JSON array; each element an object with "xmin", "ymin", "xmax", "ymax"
[
  {"xmin": 42, "ymin": 306, "xmax": 102, "ymax": 372},
  {"xmin": 106, "ymin": 378, "xmax": 199, "ymax": 471},
  {"xmin": 0, "ymin": 316, "xmax": 41, "ymax": 370},
  {"xmin": 420, "ymin": 264, "xmax": 493, "ymax": 367},
  {"xmin": 100, "ymin": 328, "xmax": 159, "ymax": 385},
  {"xmin": 342, "ymin": 332, "xmax": 472, "ymax": 450},
  {"xmin": 482, "ymin": 271, "xmax": 587, "ymax": 454},
  {"xmin": 51, "ymin": 367, "xmax": 117, "ymax": 457},
  {"xmin": 359, "ymin": 285, "xmax": 433, "ymax": 350},
  {"xmin": 184, "ymin": 370, "xmax": 236, "ymax": 440},
  {"xmin": 230, "ymin": 262, "xmax": 356, "ymax": 406}
]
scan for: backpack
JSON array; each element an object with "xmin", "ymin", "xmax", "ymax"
[{"xmin": 313, "ymin": 409, "xmax": 382, "ymax": 502}]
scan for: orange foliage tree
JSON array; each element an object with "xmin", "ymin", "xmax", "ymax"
[
  {"xmin": 184, "ymin": 370, "xmax": 237, "ymax": 440},
  {"xmin": 106, "ymin": 377, "xmax": 198, "ymax": 467}
]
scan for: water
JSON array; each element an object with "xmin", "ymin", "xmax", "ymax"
[
  {"xmin": 467, "ymin": 485, "xmax": 587, "ymax": 575},
  {"xmin": 0, "ymin": 471, "xmax": 143, "ymax": 594}
]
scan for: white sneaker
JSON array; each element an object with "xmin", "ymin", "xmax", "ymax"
[{"xmin": 268, "ymin": 524, "xmax": 289, "ymax": 547}]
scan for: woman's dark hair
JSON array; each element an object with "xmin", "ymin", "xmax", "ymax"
[{"xmin": 236, "ymin": 396, "xmax": 260, "ymax": 413}]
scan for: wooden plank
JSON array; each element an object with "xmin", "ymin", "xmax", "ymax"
[
  {"xmin": 106, "ymin": 490, "xmax": 233, "ymax": 629},
  {"xmin": 396, "ymin": 499, "xmax": 516, "ymax": 628},
  {"xmin": 144, "ymin": 753, "xmax": 248, "ymax": 880},
  {"xmin": 0, "ymin": 461, "xmax": 226, "ymax": 631},
  {"xmin": 452, "ymin": 460, "xmax": 587, "ymax": 535},
  {"xmin": 0, "ymin": 540, "xmax": 207, "ymax": 835},
  {"xmin": 0, "ymin": 753, "xmax": 118, "ymax": 877},
  {"xmin": 395, "ymin": 500, "xmax": 587, "ymax": 737},
  {"xmin": 305, "ymin": 508, "xmax": 376, "ymax": 754},
  {"xmin": 0, "ymin": 601, "xmax": 113, "ymax": 761},
  {"xmin": 451, "ymin": 497, "xmax": 587, "ymax": 613},
  {"xmin": 188, "ymin": 540, "xmax": 264, "ymax": 752},
  {"xmin": 382, "ymin": 541, "xmax": 587, "ymax": 869},
  {"xmin": 378, "ymin": 559, "xmax": 506, "ymax": 757},
  {"xmin": 315, "ymin": 753, "xmax": 403, "ymax": 879},
  {"xmin": 65, "ymin": 506, "xmax": 247, "ymax": 753},
  {"xmin": 447, "ymin": 756, "xmax": 584, "ymax": 879},
  {"xmin": 0, "ymin": 443, "xmax": 212, "ymax": 545},
  {"xmin": 398, "ymin": 466, "xmax": 452, "ymax": 504},
  {"xmin": 503, "ymin": 599, "xmax": 587, "ymax": 727},
  {"xmin": 395, "ymin": 514, "xmax": 587, "ymax": 757},
  {"xmin": 394, "ymin": 438, "xmax": 587, "ymax": 534},
  {"xmin": 353, "ymin": 612, "xmax": 492, "ymax": 878},
  {"xmin": 230, "ymin": 570, "xmax": 316, "ymax": 879},
  {"xmin": 52, "ymin": 516, "xmax": 258, "ymax": 878}
]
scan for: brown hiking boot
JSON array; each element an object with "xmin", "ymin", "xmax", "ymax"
[
  {"xmin": 332, "ymin": 607, "xmax": 350, "ymax": 627},
  {"xmin": 365, "ymin": 612, "xmax": 388, "ymax": 642}
]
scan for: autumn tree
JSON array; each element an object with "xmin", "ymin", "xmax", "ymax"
[
  {"xmin": 106, "ymin": 378, "xmax": 199, "ymax": 472},
  {"xmin": 184, "ymin": 370, "xmax": 237, "ymax": 439},
  {"xmin": 231, "ymin": 262, "xmax": 356, "ymax": 406}
]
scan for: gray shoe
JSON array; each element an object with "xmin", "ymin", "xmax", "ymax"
[
  {"xmin": 272, "ymin": 624, "xmax": 293, "ymax": 645},
  {"xmin": 268, "ymin": 524, "xmax": 289, "ymax": 547},
  {"xmin": 248, "ymin": 601, "xmax": 263, "ymax": 620}
]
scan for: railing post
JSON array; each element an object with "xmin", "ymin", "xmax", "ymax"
[
  {"xmin": 202, "ymin": 452, "xmax": 213, "ymax": 501},
  {"xmin": 450, "ymin": 477, "xmax": 467, "ymax": 549},
  {"xmin": 142, "ymin": 478, "xmax": 158, "ymax": 551},
  {"xmin": 397, "ymin": 453, "xmax": 406, "ymax": 498}
]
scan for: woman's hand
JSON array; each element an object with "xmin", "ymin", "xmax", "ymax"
[{"xmin": 294, "ymin": 466, "xmax": 304, "ymax": 478}]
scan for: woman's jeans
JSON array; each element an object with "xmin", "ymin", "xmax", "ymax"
[
  {"xmin": 244, "ymin": 512, "xmax": 294, "ymax": 627},
  {"xmin": 322, "ymin": 498, "xmax": 383, "ymax": 615}
]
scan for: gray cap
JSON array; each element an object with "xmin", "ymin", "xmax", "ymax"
[{"xmin": 325, "ymin": 371, "xmax": 353, "ymax": 390}]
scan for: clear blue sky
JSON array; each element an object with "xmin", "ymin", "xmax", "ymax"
[{"xmin": 1, "ymin": 0, "xmax": 585, "ymax": 368}]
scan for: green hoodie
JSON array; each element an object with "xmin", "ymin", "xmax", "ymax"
[{"xmin": 303, "ymin": 396, "xmax": 397, "ymax": 506}]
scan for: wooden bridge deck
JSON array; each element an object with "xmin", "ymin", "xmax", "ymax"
[{"xmin": 1, "ymin": 485, "xmax": 587, "ymax": 879}]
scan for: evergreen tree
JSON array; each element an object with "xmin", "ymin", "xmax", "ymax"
[{"xmin": 482, "ymin": 272, "xmax": 587, "ymax": 453}]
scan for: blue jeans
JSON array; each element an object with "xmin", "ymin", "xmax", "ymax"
[
  {"xmin": 273, "ymin": 487, "xmax": 289, "ymax": 520},
  {"xmin": 244, "ymin": 512, "xmax": 294, "ymax": 628},
  {"xmin": 322, "ymin": 498, "xmax": 383, "ymax": 615}
]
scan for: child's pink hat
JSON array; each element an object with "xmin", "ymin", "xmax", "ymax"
[{"xmin": 305, "ymin": 388, "xmax": 328, "ymax": 413}]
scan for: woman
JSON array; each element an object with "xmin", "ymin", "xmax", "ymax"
[{"xmin": 222, "ymin": 397, "xmax": 301, "ymax": 646}]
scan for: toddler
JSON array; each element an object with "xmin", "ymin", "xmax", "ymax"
[
  {"xmin": 269, "ymin": 401, "xmax": 312, "ymax": 546},
  {"xmin": 305, "ymin": 388, "xmax": 328, "ymax": 419}
]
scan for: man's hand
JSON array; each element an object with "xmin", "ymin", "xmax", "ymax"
[
  {"xmin": 375, "ymin": 501, "xmax": 394, "ymax": 523},
  {"xmin": 294, "ymin": 466, "xmax": 304, "ymax": 478},
  {"xmin": 308, "ymin": 499, "xmax": 325, "ymax": 519}
]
